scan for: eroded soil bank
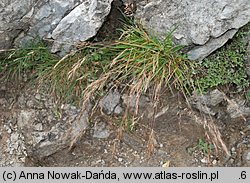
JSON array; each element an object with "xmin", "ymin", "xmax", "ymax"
[{"xmin": 0, "ymin": 78, "xmax": 250, "ymax": 167}]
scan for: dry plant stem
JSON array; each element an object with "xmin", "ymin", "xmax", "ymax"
[
  {"xmin": 68, "ymin": 57, "xmax": 86, "ymax": 80},
  {"xmin": 53, "ymin": 50, "xmax": 77, "ymax": 69},
  {"xmin": 147, "ymin": 129, "xmax": 156, "ymax": 156},
  {"xmin": 189, "ymin": 107, "xmax": 229, "ymax": 156},
  {"xmin": 203, "ymin": 116, "xmax": 230, "ymax": 156},
  {"xmin": 81, "ymin": 74, "xmax": 110, "ymax": 110},
  {"xmin": 0, "ymin": 48, "xmax": 16, "ymax": 52}
]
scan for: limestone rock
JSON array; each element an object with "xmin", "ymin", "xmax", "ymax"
[
  {"xmin": 226, "ymin": 99, "xmax": 250, "ymax": 119},
  {"xmin": 136, "ymin": 0, "xmax": 250, "ymax": 60},
  {"xmin": 29, "ymin": 106, "xmax": 89, "ymax": 158},
  {"xmin": 0, "ymin": 0, "xmax": 113, "ymax": 55},
  {"xmin": 50, "ymin": 0, "xmax": 113, "ymax": 54},
  {"xmin": 122, "ymin": 94, "xmax": 151, "ymax": 108},
  {"xmin": 99, "ymin": 90, "xmax": 123, "ymax": 115},
  {"xmin": 190, "ymin": 89, "xmax": 225, "ymax": 115},
  {"xmin": 93, "ymin": 122, "xmax": 110, "ymax": 139},
  {"xmin": 17, "ymin": 103, "xmax": 90, "ymax": 158},
  {"xmin": 0, "ymin": 0, "xmax": 34, "ymax": 49},
  {"xmin": 17, "ymin": 110, "xmax": 36, "ymax": 130}
]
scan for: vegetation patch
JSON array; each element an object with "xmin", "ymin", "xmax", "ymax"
[
  {"xmin": 1, "ymin": 21, "xmax": 249, "ymax": 158},
  {"xmin": 1, "ymin": 21, "xmax": 193, "ymax": 106},
  {"xmin": 192, "ymin": 23, "xmax": 250, "ymax": 93},
  {"xmin": 187, "ymin": 138, "xmax": 215, "ymax": 155},
  {"xmin": 80, "ymin": 23, "xmax": 194, "ymax": 108},
  {"xmin": 0, "ymin": 41, "xmax": 58, "ymax": 80},
  {"xmin": 1, "ymin": 22, "xmax": 249, "ymax": 105}
]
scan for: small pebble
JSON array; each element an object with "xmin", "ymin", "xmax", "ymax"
[
  {"xmin": 212, "ymin": 159, "xmax": 217, "ymax": 165},
  {"xmin": 96, "ymin": 160, "xmax": 102, "ymax": 164},
  {"xmin": 240, "ymin": 131, "xmax": 245, "ymax": 135},
  {"xmin": 20, "ymin": 157, "xmax": 26, "ymax": 162},
  {"xmin": 159, "ymin": 144, "xmax": 163, "ymax": 148},
  {"xmin": 7, "ymin": 129, "xmax": 12, "ymax": 134},
  {"xmin": 118, "ymin": 158, "xmax": 123, "ymax": 162},
  {"xmin": 230, "ymin": 128, "xmax": 235, "ymax": 132},
  {"xmin": 229, "ymin": 158, "xmax": 235, "ymax": 164},
  {"xmin": 35, "ymin": 94, "xmax": 41, "ymax": 100},
  {"xmin": 247, "ymin": 152, "xmax": 250, "ymax": 161},
  {"xmin": 34, "ymin": 123, "xmax": 43, "ymax": 131},
  {"xmin": 201, "ymin": 157, "xmax": 208, "ymax": 164}
]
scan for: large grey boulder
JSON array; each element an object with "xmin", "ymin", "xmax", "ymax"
[
  {"xmin": 17, "ymin": 104, "xmax": 90, "ymax": 158},
  {"xmin": 50, "ymin": 0, "xmax": 113, "ymax": 54},
  {"xmin": 0, "ymin": 0, "xmax": 35, "ymax": 49},
  {"xmin": 136, "ymin": 0, "xmax": 250, "ymax": 60},
  {"xmin": 0, "ymin": 0, "xmax": 113, "ymax": 55}
]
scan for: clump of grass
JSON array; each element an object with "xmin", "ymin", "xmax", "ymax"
[
  {"xmin": 1, "ymin": 22, "xmax": 194, "ymax": 106},
  {"xmin": 2, "ymin": 21, "xmax": 241, "ymax": 156},
  {"xmin": 0, "ymin": 41, "xmax": 111, "ymax": 105},
  {"xmin": 192, "ymin": 23, "xmax": 250, "ymax": 93},
  {"xmin": 81, "ymin": 23, "xmax": 194, "ymax": 109},
  {"xmin": 0, "ymin": 41, "xmax": 58, "ymax": 80},
  {"xmin": 38, "ymin": 43, "xmax": 114, "ymax": 105}
]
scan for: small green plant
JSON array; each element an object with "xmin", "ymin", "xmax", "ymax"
[
  {"xmin": 52, "ymin": 107, "xmax": 63, "ymax": 119},
  {"xmin": 120, "ymin": 116, "xmax": 139, "ymax": 132},
  {"xmin": 192, "ymin": 23, "xmax": 250, "ymax": 93},
  {"xmin": 112, "ymin": 108, "xmax": 140, "ymax": 132},
  {"xmin": 197, "ymin": 138, "xmax": 214, "ymax": 154},
  {"xmin": 187, "ymin": 138, "xmax": 214, "ymax": 155}
]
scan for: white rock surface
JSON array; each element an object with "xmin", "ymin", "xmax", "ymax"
[
  {"xmin": 51, "ymin": 0, "xmax": 113, "ymax": 54},
  {"xmin": 136, "ymin": 0, "xmax": 250, "ymax": 60},
  {"xmin": 0, "ymin": 0, "xmax": 113, "ymax": 55}
]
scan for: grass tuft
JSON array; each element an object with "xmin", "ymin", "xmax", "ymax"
[
  {"xmin": 0, "ymin": 22, "xmax": 195, "ymax": 106},
  {"xmin": 0, "ymin": 41, "xmax": 58, "ymax": 81},
  {"xmin": 38, "ymin": 43, "xmax": 113, "ymax": 104},
  {"xmin": 81, "ymin": 23, "xmax": 194, "ymax": 109}
]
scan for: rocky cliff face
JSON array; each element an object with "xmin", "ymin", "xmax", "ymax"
[
  {"xmin": 136, "ymin": 0, "xmax": 250, "ymax": 60},
  {"xmin": 0, "ymin": 0, "xmax": 113, "ymax": 55},
  {"xmin": 0, "ymin": 0, "xmax": 249, "ymax": 60}
]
